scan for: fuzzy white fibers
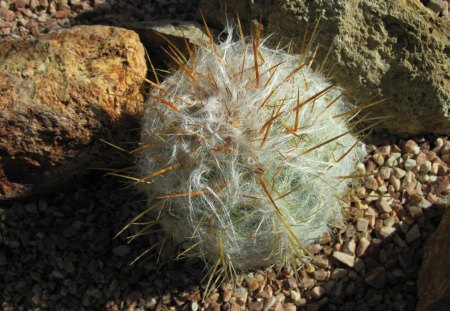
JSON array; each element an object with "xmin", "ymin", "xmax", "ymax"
[{"xmin": 138, "ymin": 30, "xmax": 365, "ymax": 271}]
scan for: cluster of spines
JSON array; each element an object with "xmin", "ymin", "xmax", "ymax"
[{"xmin": 105, "ymin": 14, "xmax": 386, "ymax": 293}]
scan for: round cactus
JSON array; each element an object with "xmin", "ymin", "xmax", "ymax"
[{"xmin": 136, "ymin": 25, "xmax": 365, "ymax": 274}]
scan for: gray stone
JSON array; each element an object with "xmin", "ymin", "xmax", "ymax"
[{"xmin": 124, "ymin": 20, "xmax": 209, "ymax": 70}]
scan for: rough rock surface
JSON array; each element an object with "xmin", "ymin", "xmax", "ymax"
[
  {"xmin": 416, "ymin": 208, "xmax": 450, "ymax": 311},
  {"xmin": 124, "ymin": 20, "xmax": 209, "ymax": 70},
  {"xmin": 199, "ymin": 0, "xmax": 450, "ymax": 135},
  {"xmin": 0, "ymin": 25, "xmax": 147, "ymax": 200}
]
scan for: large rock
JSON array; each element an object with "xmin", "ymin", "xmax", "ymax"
[
  {"xmin": 198, "ymin": 0, "xmax": 450, "ymax": 135},
  {"xmin": 0, "ymin": 25, "xmax": 147, "ymax": 200},
  {"xmin": 416, "ymin": 208, "xmax": 450, "ymax": 311},
  {"xmin": 124, "ymin": 20, "xmax": 209, "ymax": 71}
]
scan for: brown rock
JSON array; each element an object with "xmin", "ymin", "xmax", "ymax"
[
  {"xmin": 0, "ymin": 26, "xmax": 146, "ymax": 200},
  {"xmin": 417, "ymin": 209, "xmax": 450, "ymax": 311}
]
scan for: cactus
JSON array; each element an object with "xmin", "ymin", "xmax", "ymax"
[{"xmin": 134, "ymin": 23, "xmax": 366, "ymax": 276}]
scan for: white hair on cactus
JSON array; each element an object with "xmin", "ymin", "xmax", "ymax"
[{"xmin": 137, "ymin": 26, "xmax": 365, "ymax": 272}]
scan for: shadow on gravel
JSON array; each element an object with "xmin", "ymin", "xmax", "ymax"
[
  {"xmin": 0, "ymin": 176, "xmax": 204, "ymax": 310},
  {"xmin": 0, "ymin": 170, "xmax": 445, "ymax": 310}
]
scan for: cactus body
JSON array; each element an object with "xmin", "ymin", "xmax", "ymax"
[{"xmin": 137, "ymin": 29, "xmax": 365, "ymax": 271}]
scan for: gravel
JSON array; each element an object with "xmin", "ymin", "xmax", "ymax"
[
  {"xmin": 0, "ymin": 0, "xmax": 200, "ymax": 41},
  {"xmin": 1, "ymin": 135, "xmax": 448, "ymax": 310},
  {"xmin": 1, "ymin": 1, "xmax": 449, "ymax": 310}
]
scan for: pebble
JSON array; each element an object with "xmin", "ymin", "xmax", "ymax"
[
  {"xmin": 379, "ymin": 226, "xmax": 396, "ymax": 238},
  {"xmin": 365, "ymin": 267, "xmax": 386, "ymax": 290},
  {"xmin": 332, "ymin": 251, "xmax": 355, "ymax": 267},
  {"xmin": 376, "ymin": 197, "xmax": 392, "ymax": 213},
  {"xmin": 405, "ymin": 224, "xmax": 421, "ymax": 243},
  {"xmin": 310, "ymin": 286, "xmax": 326, "ymax": 299},
  {"xmin": 312, "ymin": 270, "xmax": 328, "ymax": 282},
  {"xmin": 356, "ymin": 237, "xmax": 370, "ymax": 257},
  {"xmin": 356, "ymin": 162, "xmax": 366, "ymax": 175},
  {"xmin": 298, "ymin": 277, "xmax": 315, "ymax": 289},
  {"xmin": 343, "ymin": 239, "xmax": 356, "ymax": 255},
  {"xmin": 379, "ymin": 166, "xmax": 392, "ymax": 179},
  {"xmin": 113, "ymin": 245, "xmax": 130, "ymax": 257},
  {"xmin": 393, "ymin": 167, "xmax": 406, "ymax": 179},
  {"xmin": 404, "ymin": 159, "xmax": 417, "ymax": 171},
  {"xmin": 356, "ymin": 218, "xmax": 369, "ymax": 232},
  {"xmin": 404, "ymin": 140, "xmax": 417, "ymax": 153},
  {"xmin": 24, "ymin": 202, "xmax": 38, "ymax": 214},
  {"xmin": 390, "ymin": 175, "xmax": 401, "ymax": 191},
  {"xmin": 311, "ymin": 256, "xmax": 329, "ymax": 268},
  {"xmin": 290, "ymin": 289, "xmax": 301, "ymax": 303},
  {"xmin": 235, "ymin": 287, "xmax": 248, "ymax": 305},
  {"xmin": 365, "ymin": 176, "xmax": 379, "ymax": 190},
  {"xmin": 373, "ymin": 153, "xmax": 385, "ymax": 166}
]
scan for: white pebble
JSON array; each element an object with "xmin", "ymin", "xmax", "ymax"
[
  {"xmin": 420, "ymin": 161, "xmax": 432, "ymax": 174},
  {"xmin": 404, "ymin": 159, "xmax": 417, "ymax": 171},
  {"xmin": 356, "ymin": 162, "xmax": 366, "ymax": 175}
]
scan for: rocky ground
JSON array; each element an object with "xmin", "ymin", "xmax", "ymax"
[
  {"xmin": 1, "ymin": 136, "xmax": 448, "ymax": 310},
  {"xmin": 0, "ymin": 1, "xmax": 448, "ymax": 42},
  {"xmin": 1, "ymin": 1, "xmax": 449, "ymax": 311}
]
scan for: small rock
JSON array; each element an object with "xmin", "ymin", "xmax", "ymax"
[
  {"xmin": 313, "ymin": 270, "xmax": 328, "ymax": 281},
  {"xmin": 365, "ymin": 176, "xmax": 379, "ymax": 190},
  {"xmin": 379, "ymin": 226, "xmax": 396, "ymax": 238},
  {"xmin": 343, "ymin": 239, "xmax": 356, "ymax": 255},
  {"xmin": 332, "ymin": 251, "xmax": 355, "ymax": 267},
  {"xmin": 404, "ymin": 159, "xmax": 417, "ymax": 171},
  {"xmin": 404, "ymin": 140, "xmax": 417, "ymax": 153},
  {"xmin": 263, "ymin": 296, "xmax": 277, "ymax": 311},
  {"xmin": 376, "ymin": 197, "xmax": 392, "ymax": 213},
  {"xmin": 298, "ymin": 277, "xmax": 315, "ymax": 289},
  {"xmin": 356, "ymin": 237, "xmax": 370, "ymax": 257},
  {"xmin": 311, "ymin": 255, "xmax": 329, "ymax": 268},
  {"xmin": 390, "ymin": 175, "xmax": 401, "ymax": 191},
  {"xmin": 356, "ymin": 162, "xmax": 366, "ymax": 175},
  {"xmin": 373, "ymin": 153, "xmax": 385, "ymax": 166},
  {"xmin": 377, "ymin": 145, "xmax": 391, "ymax": 156},
  {"xmin": 379, "ymin": 166, "xmax": 392, "ymax": 179},
  {"xmin": 407, "ymin": 205, "xmax": 423, "ymax": 218},
  {"xmin": 393, "ymin": 167, "xmax": 407, "ymax": 179},
  {"xmin": 113, "ymin": 245, "xmax": 130, "ymax": 257},
  {"xmin": 24, "ymin": 202, "xmax": 38, "ymax": 214},
  {"xmin": 383, "ymin": 217, "xmax": 395, "ymax": 227},
  {"xmin": 405, "ymin": 224, "xmax": 421, "ymax": 243},
  {"xmin": 311, "ymin": 286, "xmax": 326, "ymax": 299},
  {"xmin": 365, "ymin": 267, "xmax": 386, "ymax": 289},
  {"xmin": 235, "ymin": 287, "xmax": 248, "ymax": 305},
  {"xmin": 420, "ymin": 161, "xmax": 432, "ymax": 174},
  {"xmin": 356, "ymin": 218, "xmax": 369, "ymax": 232},
  {"xmin": 290, "ymin": 290, "xmax": 301, "ymax": 303},
  {"xmin": 258, "ymin": 284, "xmax": 273, "ymax": 299},
  {"xmin": 417, "ymin": 198, "xmax": 432, "ymax": 209},
  {"xmin": 249, "ymin": 301, "xmax": 264, "ymax": 311},
  {"xmin": 283, "ymin": 303, "xmax": 297, "ymax": 311}
]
